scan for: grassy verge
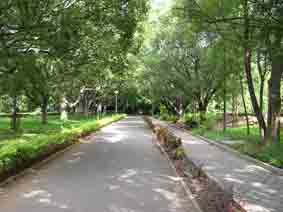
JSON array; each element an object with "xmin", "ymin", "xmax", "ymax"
[
  {"xmin": 192, "ymin": 127, "xmax": 283, "ymax": 168},
  {"xmin": 0, "ymin": 114, "xmax": 126, "ymax": 181}
]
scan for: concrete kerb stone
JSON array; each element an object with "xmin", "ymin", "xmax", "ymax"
[
  {"xmin": 144, "ymin": 116, "xmax": 238, "ymax": 212},
  {"xmin": 165, "ymin": 119, "xmax": 283, "ymax": 176},
  {"xmin": 191, "ymin": 133, "xmax": 283, "ymax": 176},
  {"xmin": 0, "ymin": 143, "xmax": 78, "ymax": 187},
  {"xmin": 154, "ymin": 136, "xmax": 204, "ymax": 212}
]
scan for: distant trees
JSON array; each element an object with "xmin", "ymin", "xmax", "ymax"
[{"xmin": 138, "ymin": 13, "xmax": 236, "ymax": 120}]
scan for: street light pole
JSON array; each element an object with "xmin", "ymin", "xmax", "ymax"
[{"xmin": 114, "ymin": 90, "xmax": 119, "ymax": 113}]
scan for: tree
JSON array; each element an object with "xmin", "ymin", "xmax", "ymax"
[
  {"xmin": 175, "ymin": 0, "xmax": 283, "ymax": 144},
  {"xmin": 0, "ymin": 0, "xmax": 149, "ymax": 126}
]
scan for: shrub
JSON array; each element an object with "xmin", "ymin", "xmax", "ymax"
[
  {"xmin": 244, "ymin": 142, "xmax": 283, "ymax": 168},
  {"xmin": 200, "ymin": 112, "xmax": 221, "ymax": 130},
  {"xmin": 167, "ymin": 115, "xmax": 178, "ymax": 123},
  {"xmin": 159, "ymin": 105, "xmax": 169, "ymax": 120},
  {"xmin": 0, "ymin": 114, "xmax": 126, "ymax": 181},
  {"xmin": 183, "ymin": 113, "xmax": 199, "ymax": 128},
  {"xmin": 159, "ymin": 105, "xmax": 178, "ymax": 123},
  {"xmin": 173, "ymin": 146, "xmax": 186, "ymax": 160}
]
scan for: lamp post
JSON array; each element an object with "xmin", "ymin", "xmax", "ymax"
[{"xmin": 114, "ymin": 90, "xmax": 119, "ymax": 113}]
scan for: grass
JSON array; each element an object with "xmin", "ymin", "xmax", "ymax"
[
  {"xmin": 0, "ymin": 114, "xmax": 115, "ymax": 142},
  {"xmin": 157, "ymin": 111, "xmax": 283, "ymax": 168},
  {"xmin": 192, "ymin": 126, "xmax": 283, "ymax": 168},
  {"xmin": 192, "ymin": 126, "xmax": 261, "ymax": 143},
  {"xmin": 0, "ymin": 114, "xmax": 126, "ymax": 180}
]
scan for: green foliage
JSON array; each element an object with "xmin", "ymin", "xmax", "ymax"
[
  {"xmin": 182, "ymin": 113, "xmax": 200, "ymax": 128},
  {"xmin": 252, "ymin": 144, "xmax": 283, "ymax": 168},
  {"xmin": 192, "ymin": 125, "xmax": 283, "ymax": 168},
  {"xmin": 159, "ymin": 104, "xmax": 178, "ymax": 123},
  {"xmin": 0, "ymin": 0, "xmax": 149, "ymax": 119},
  {"xmin": 174, "ymin": 146, "xmax": 186, "ymax": 160},
  {"xmin": 0, "ymin": 114, "xmax": 126, "ymax": 177},
  {"xmin": 159, "ymin": 104, "xmax": 169, "ymax": 119},
  {"xmin": 201, "ymin": 113, "xmax": 221, "ymax": 130}
]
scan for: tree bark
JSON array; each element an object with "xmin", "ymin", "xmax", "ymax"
[
  {"xmin": 232, "ymin": 93, "xmax": 239, "ymax": 127},
  {"xmin": 223, "ymin": 85, "xmax": 227, "ymax": 132},
  {"xmin": 198, "ymin": 102, "xmax": 208, "ymax": 122},
  {"xmin": 243, "ymin": 0, "xmax": 266, "ymax": 140},
  {"xmin": 11, "ymin": 96, "xmax": 18, "ymax": 131},
  {"xmin": 60, "ymin": 96, "xmax": 69, "ymax": 121},
  {"xmin": 41, "ymin": 95, "xmax": 49, "ymax": 125},
  {"xmin": 223, "ymin": 46, "xmax": 227, "ymax": 132},
  {"xmin": 83, "ymin": 93, "xmax": 89, "ymax": 117},
  {"xmin": 244, "ymin": 48, "xmax": 266, "ymax": 138},
  {"xmin": 266, "ymin": 56, "xmax": 283, "ymax": 143},
  {"xmin": 151, "ymin": 103, "xmax": 155, "ymax": 116},
  {"xmin": 240, "ymin": 77, "xmax": 250, "ymax": 135},
  {"xmin": 257, "ymin": 51, "xmax": 265, "ymax": 114}
]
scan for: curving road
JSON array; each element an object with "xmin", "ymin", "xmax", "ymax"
[{"xmin": 0, "ymin": 116, "xmax": 199, "ymax": 212}]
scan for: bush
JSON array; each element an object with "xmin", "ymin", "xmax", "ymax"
[
  {"xmin": 167, "ymin": 115, "xmax": 178, "ymax": 123},
  {"xmin": 0, "ymin": 114, "xmax": 126, "ymax": 180},
  {"xmin": 159, "ymin": 105, "xmax": 169, "ymax": 120},
  {"xmin": 173, "ymin": 146, "xmax": 186, "ymax": 160},
  {"xmin": 183, "ymin": 113, "xmax": 199, "ymax": 128},
  {"xmin": 159, "ymin": 105, "xmax": 178, "ymax": 123},
  {"xmin": 243, "ymin": 142, "xmax": 283, "ymax": 168},
  {"xmin": 198, "ymin": 112, "xmax": 221, "ymax": 130}
]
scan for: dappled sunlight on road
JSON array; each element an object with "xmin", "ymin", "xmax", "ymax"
[
  {"xmin": 0, "ymin": 117, "xmax": 197, "ymax": 212},
  {"xmin": 152, "ymin": 118, "xmax": 283, "ymax": 212},
  {"xmin": 22, "ymin": 189, "xmax": 70, "ymax": 210}
]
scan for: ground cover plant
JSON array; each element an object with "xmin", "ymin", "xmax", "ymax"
[{"xmin": 0, "ymin": 114, "xmax": 126, "ymax": 181}]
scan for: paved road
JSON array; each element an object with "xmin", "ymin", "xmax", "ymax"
[
  {"xmin": 151, "ymin": 118, "xmax": 283, "ymax": 212},
  {"xmin": 0, "ymin": 117, "xmax": 199, "ymax": 212}
]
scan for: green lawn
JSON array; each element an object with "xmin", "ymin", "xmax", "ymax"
[
  {"xmin": 192, "ymin": 126, "xmax": 261, "ymax": 144},
  {"xmin": 192, "ymin": 126, "xmax": 283, "ymax": 168},
  {"xmin": 0, "ymin": 114, "xmax": 126, "ymax": 180},
  {"xmin": 0, "ymin": 115, "xmax": 107, "ymax": 142}
]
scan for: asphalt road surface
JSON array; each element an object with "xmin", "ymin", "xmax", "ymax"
[{"xmin": 0, "ymin": 116, "xmax": 199, "ymax": 212}]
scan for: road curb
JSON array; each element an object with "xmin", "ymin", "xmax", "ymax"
[
  {"xmin": 0, "ymin": 143, "xmax": 78, "ymax": 187},
  {"xmin": 159, "ymin": 119, "xmax": 283, "ymax": 176},
  {"xmin": 0, "ymin": 116, "xmax": 126, "ymax": 186},
  {"xmin": 150, "ymin": 136, "xmax": 204, "ymax": 212},
  {"xmin": 190, "ymin": 133, "xmax": 283, "ymax": 176}
]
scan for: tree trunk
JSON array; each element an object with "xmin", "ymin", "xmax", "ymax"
[
  {"xmin": 264, "ymin": 33, "xmax": 283, "ymax": 144},
  {"xmin": 232, "ymin": 93, "xmax": 239, "ymax": 127},
  {"xmin": 266, "ymin": 61, "xmax": 282, "ymax": 143},
  {"xmin": 257, "ymin": 51, "xmax": 267, "ymax": 138},
  {"xmin": 244, "ymin": 48, "xmax": 266, "ymax": 139},
  {"xmin": 198, "ymin": 102, "xmax": 208, "ymax": 122},
  {"xmin": 41, "ymin": 95, "xmax": 49, "ymax": 125},
  {"xmin": 243, "ymin": 0, "xmax": 266, "ymax": 140},
  {"xmin": 223, "ymin": 86, "xmax": 227, "ymax": 132},
  {"xmin": 240, "ymin": 77, "xmax": 250, "ymax": 135},
  {"xmin": 11, "ymin": 96, "xmax": 18, "ymax": 131},
  {"xmin": 257, "ymin": 51, "xmax": 265, "ymax": 114},
  {"xmin": 223, "ymin": 45, "xmax": 227, "ymax": 131},
  {"xmin": 28, "ymin": 100, "xmax": 33, "ymax": 112},
  {"xmin": 176, "ymin": 96, "xmax": 183, "ymax": 117},
  {"xmin": 60, "ymin": 96, "xmax": 68, "ymax": 121},
  {"xmin": 151, "ymin": 103, "xmax": 155, "ymax": 116},
  {"xmin": 83, "ymin": 94, "xmax": 89, "ymax": 117}
]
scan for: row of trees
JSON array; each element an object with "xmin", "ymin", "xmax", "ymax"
[
  {"xmin": 0, "ymin": 0, "xmax": 149, "ymax": 129},
  {"xmin": 136, "ymin": 0, "xmax": 283, "ymax": 145}
]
